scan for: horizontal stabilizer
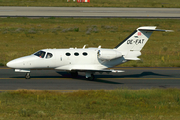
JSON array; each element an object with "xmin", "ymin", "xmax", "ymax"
[
  {"xmin": 138, "ymin": 26, "xmax": 173, "ymax": 32},
  {"xmin": 125, "ymin": 58, "xmax": 141, "ymax": 60}
]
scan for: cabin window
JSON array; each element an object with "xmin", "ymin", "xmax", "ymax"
[
  {"xmin": 66, "ymin": 52, "xmax": 71, "ymax": 56},
  {"xmin": 34, "ymin": 51, "xmax": 46, "ymax": 58},
  {"xmin": 83, "ymin": 52, "xmax": 88, "ymax": 56},
  {"xmin": 74, "ymin": 52, "xmax": 79, "ymax": 56},
  {"xmin": 46, "ymin": 53, "xmax": 53, "ymax": 59}
]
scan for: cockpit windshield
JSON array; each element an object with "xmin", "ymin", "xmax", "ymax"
[{"xmin": 34, "ymin": 51, "xmax": 46, "ymax": 58}]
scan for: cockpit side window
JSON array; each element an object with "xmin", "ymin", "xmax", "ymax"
[
  {"xmin": 46, "ymin": 53, "xmax": 53, "ymax": 59},
  {"xmin": 34, "ymin": 51, "xmax": 46, "ymax": 58}
]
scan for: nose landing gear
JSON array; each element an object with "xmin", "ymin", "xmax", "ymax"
[{"xmin": 14, "ymin": 69, "xmax": 31, "ymax": 79}]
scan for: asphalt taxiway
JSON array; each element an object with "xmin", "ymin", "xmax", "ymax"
[
  {"xmin": 0, "ymin": 7, "xmax": 180, "ymax": 18},
  {"xmin": 0, "ymin": 67, "xmax": 180, "ymax": 91}
]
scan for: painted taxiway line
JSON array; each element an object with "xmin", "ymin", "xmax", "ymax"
[
  {"xmin": 113, "ymin": 68, "xmax": 180, "ymax": 70},
  {"xmin": 0, "ymin": 78, "xmax": 71, "ymax": 79},
  {"xmin": 0, "ymin": 89, "xmax": 147, "ymax": 92},
  {"xmin": 0, "ymin": 90, "xmax": 86, "ymax": 92},
  {"xmin": 104, "ymin": 78, "xmax": 180, "ymax": 80},
  {"xmin": 0, "ymin": 78, "xmax": 180, "ymax": 80},
  {"xmin": 0, "ymin": 68, "xmax": 10, "ymax": 69},
  {"xmin": 0, "ymin": 89, "xmax": 116, "ymax": 92}
]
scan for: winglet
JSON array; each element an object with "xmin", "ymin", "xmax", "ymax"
[{"xmin": 83, "ymin": 45, "xmax": 86, "ymax": 49}]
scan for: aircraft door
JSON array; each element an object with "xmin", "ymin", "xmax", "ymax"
[
  {"xmin": 55, "ymin": 52, "xmax": 70, "ymax": 67},
  {"xmin": 64, "ymin": 52, "xmax": 71, "ymax": 64}
]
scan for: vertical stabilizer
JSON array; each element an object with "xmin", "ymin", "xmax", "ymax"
[{"xmin": 114, "ymin": 26, "xmax": 171, "ymax": 60}]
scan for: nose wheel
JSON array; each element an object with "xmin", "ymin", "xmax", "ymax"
[{"xmin": 25, "ymin": 73, "xmax": 31, "ymax": 79}]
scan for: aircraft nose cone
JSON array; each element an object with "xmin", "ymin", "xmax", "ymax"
[
  {"xmin": 6, "ymin": 61, "xmax": 14, "ymax": 68},
  {"xmin": 6, "ymin": 60, "xmax": 19, "ymax": 68}
]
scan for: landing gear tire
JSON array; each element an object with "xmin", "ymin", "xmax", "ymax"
[
  {"xmin": 71, "ymin": 71, "xmax": 78, "ymax": 78},
  {"xmin": 88, "ymin": 74, "xmax": 95, "ymax": 81},
  {"xmin": 25, "ymin": 73, "xmax": 30, "ymax": 79}
]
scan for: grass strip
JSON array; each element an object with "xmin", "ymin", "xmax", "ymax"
[
  {"xmin": 0, "ymin": 0, "xmax": 180, "ymax": 8},
  {"xmin": 0, "ymin": 17, "xmax": 180, "ymax": 67},
  {"xmin": 0, "ymin": 89, "xmax": 180, "ymax": 119}
]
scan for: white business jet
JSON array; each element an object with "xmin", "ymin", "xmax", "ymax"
[{"xmin": 6, "ymin": 26, "xmax": 172, "ymax": 80}]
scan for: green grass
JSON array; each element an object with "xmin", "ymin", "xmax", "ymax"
[
  {"xmin": 0, "ymin": 89, "xmax": 180, "ymax": 119},
  {"xmin": 0, "ymin": 17, "xmax": 180, "ymax": 67},
  {"xmin": 0, "ymin": 0, "xmax": 179, "ymax": 8}
]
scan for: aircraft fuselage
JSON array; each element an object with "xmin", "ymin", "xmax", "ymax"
[{"xmin": 7, "ymin": 48, "xmax": 124, "ymax": 70}]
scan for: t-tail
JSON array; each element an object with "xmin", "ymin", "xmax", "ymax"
[{"xmin": 114, "ymin": 26, "xmax": 173, "ymax": 60}]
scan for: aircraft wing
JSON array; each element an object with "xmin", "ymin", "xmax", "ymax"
[
  {"xmin": 55, "ymin": 65, "xmax": 124, "ymax": 73},
  {"xmin": 70, "ymin": 69, "xmax": 124, "ymax": 73}
]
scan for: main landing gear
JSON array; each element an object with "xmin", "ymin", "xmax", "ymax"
[
  {"xmin": 86, "ymin": 72, "xmax": 95, "ymax": 81},
  {"xmin": 88, "ymin": 74, "xmax": 95, "ymax": 81},
  {"xmin": 70, "ymin": 71, "xmax": 95, "ymax": 80},
  {"xmin": 25, "ymin": 73, "xmax": 31, "ymax": 79}
]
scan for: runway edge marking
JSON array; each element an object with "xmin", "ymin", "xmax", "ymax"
[{"xmin": 0, "ymin": 78, "xmax": 180, "ymax": 80}]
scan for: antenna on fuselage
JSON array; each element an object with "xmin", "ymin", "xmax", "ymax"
[{"xmin": 83, "ymin": 45, "xmax": 86, "ymax": 49}]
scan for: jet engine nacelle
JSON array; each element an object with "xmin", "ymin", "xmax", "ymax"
[{"xmin": 97, "ymin": 49, "xmax": 122, "ymax": 60}]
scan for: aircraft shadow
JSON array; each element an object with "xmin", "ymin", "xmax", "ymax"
[
  {"xmin": 11, "ymin": 72, "xmax": 122, "ymax": 84},
  {"xmin": 95, "ymin": 71, "xmax": 171, "ymax": 78},
  {"xmin": 56, "ymin": 72, "xmax": 123, "ymax": 84},
  {"xmin": 11, "ymin": 71, "xmax": 171, "ymax": 85}
]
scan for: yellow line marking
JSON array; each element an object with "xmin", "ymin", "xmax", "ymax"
[
  {"xmin": 113, "ymin": 68, "xmax": 180, "ymax": 70},
  {"xmin": 103, "ymin": 78, "xmax": 180, "ymax": 80},
  {"xmin": 0, "ymin": 90, "xmax": 82, "ymax": 92},
  {"xmin": 0, "ymin": 89, "xmax": 120, "ymax": 92},
  {"xmin": 0, "ymin": 78, "xmax": 71, "ymax": 79},
  {"xmin": 0, "ymin": 78, "xmax": 24, "ymax": 79},
  {"xmin": 0, "ymin": 68, "xmax": 10, "ymax": 69},
  {"xmin": 0, "ymin": 89, "xmax": 116, "ymax": 92},
  {"xmin": 0, "ymin": 78, "xmax": 180, "ymax": 80}
]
